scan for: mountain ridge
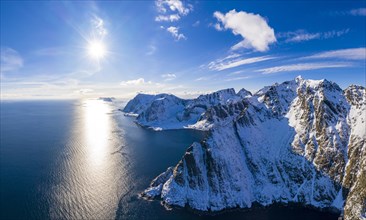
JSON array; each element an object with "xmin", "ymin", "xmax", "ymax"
[{"xmin": 122, "ymin": 76, "xmax": 365, "ymax": 220}]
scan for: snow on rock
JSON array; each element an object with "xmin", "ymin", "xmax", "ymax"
[
  {"xmin": 143, "ymin": 167, "xmax": 174, "ymax": 198},
  {"xmin": 286, "ymin": 77, "xmax": 350, "ymax": 183},
  {"xmin": 123, "ymin": 93, "xmax": 171, "ymax": 115},
  {"xmin": 123, "ymin": 88, "xmax": 252, "ymax": 130},
  {"xmin": 190, "ymin": 88, "xmax": 238, "ymax": 107},
  {"xmin": 136, "ymin": 94, "xmax": 189, "ymax": 130},
  {"xmin": 123, "ymin": 76, "xmax": 365, "ymax": 220},
  {"xmin": 237, "ymin": 88, "xmax": 252, "ymax": 99},
  {"xmin": 343, "ymin": 85, "xmax": 366, "ymax": 220},
  {"xmin": 144, "ymin": 102, "xmax": 342, "ymax": 212}
]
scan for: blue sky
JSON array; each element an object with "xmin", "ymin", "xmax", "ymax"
[{"xmin": 1, "ymin": 1, "xmax": 365, "ymax": 99}]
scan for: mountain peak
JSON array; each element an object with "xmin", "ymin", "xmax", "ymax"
[
  {"xmin": 344, "ymin": 84, "xmax": 366, "ymax": 105},
  {"xmin": 345, "ymin": 84, "xmax": 366, "ymax": 91},
  {"xmin": 237, "ymin": 88, "xmax": 252, "ymax": 98},
  {"xmin": 295, "ymin": 75, "xmax": 304, "ymax": 83}
]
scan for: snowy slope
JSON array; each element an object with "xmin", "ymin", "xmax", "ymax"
[
  {"xmin": 343, "ymin": 85, "xmax": 366, "ymax": 220},
  {"xmin": 136, "ymin": 94, "xmax": 189, "ymax": 130},
  {"xmin": 123, "ymin": 77, "xmax": 365, "ymax": 219},
  {"xmin": 123, "ymin": 88, "xmax": 250, "ymax": 130},
  {"xmin": 123, "ymin": 93, "xmax": 171, "ymax": 116}
]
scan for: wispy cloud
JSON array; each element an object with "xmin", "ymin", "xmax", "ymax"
[
  {"xmin": 257, "ymin": 62, "xmax": 351, "ymax": 74},
  {"xmin": 1, "ymin": 76, "xmax": 86, "ymax": 99},
  {"xmin": 224, "ymin": 76, "xmax": 250, "ymax": 82},
  {"xmin": 91, "ymin": 15, "xmax": 107, "ymax": 38},
  {"xmin": 161, "ymin": 73, "xmax": 176, "ymax": 81},
  {"xmin": 208, "ymin": 54, "xmax": 276, "ymax": 71},
  {"xmin": 120, "ymin": 78, "xmax": 152, "ymax": 86},
  {"xmin": 155, "ymin": 0, "xmax": 192, "ymax": 22},
  {"xmin": 213, "ymin": 9, "xmax": 276, "ymax": 52},
  {"xmin": 302, "ymin": 48, "xmax": 366, "ymax": 60},
  {"xmin": 194, "ymin": 76, "xmax": 211, "ymax": 81},
  {"xmin": 349, "ymin": 8, "xmax": 366, "ymax": 16},
  {"xmin": 329, "ymin": 8, "xmax": 366, "ymax": 16},
  {"xmin": 282, "ymin": 32, "xmax": 320, "ymax": 43},
  {"xmin": 146, "ymin": 45, "xmax": 157, "ymax": 56},
  {"xmin": 194, "ymin": 73, "xmax": 219, "ymax": 82},
  {"xmin": 75, "ymin": 88, "xmax": 94, "ymax": 95},
  {"xmin": 33, "ymin": 47, "xmax": 69, "ymax": 56},
  {"xmin": 1, "ymin": 47, "xmax": 23, "ymax": 74},
  {"xmin": 228, "ymin": 69, "xmax": 247, "ymax": 76},
  {"xmin": 192, "ymin": 20, "xmax": 200, "ymax": 27},
  {"xmin": 278, "ymin": 29, "xmax": 349, "ymax": 43},
  {"xmin": 166, "ymin": 26, "xmax": 186, "ymax": 41}
]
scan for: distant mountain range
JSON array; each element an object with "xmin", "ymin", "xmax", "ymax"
[{"xmin": 123, "ymin": 76, "xmax": 366, "ymax": 220}]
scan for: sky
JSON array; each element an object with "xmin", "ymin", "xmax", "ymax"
[{"xmin": 1, "ymin": 0, "xmax": 365, "ymax": 100}]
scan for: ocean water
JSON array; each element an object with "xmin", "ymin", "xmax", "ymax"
[{"xmin": 0, "ymin": 100, "xmax": 339, "ymax": 220}]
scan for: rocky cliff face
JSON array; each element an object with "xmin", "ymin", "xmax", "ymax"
[
  {"xmin": 343, "ymin": 85, "xmax": 366, "ymax": 220},
  {"xmin": 123, "ymin": 77, "xmax": 366, "ymax": 219}
]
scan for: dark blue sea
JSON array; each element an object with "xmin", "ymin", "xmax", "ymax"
[{"xmin": 0, "ymin": 100, "xmax": 339, "ymax": 219}]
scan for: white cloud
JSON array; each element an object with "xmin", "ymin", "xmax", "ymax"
[
  {"xmin": 120, "ymin": 78, "xmax": 152, "ymax": 86},
  {"xmin": 1, "ymin": 47, "xmax": 23, "ymax": 74},
  {"xmin": 214, "ymin": 23, "xmax": 224, "ymax": 31},
  {"xmin": 213, "ymin": 9, "xmax": 276, "ymax": 52},
  {"xmin": 303, "ymin": 48, "xmax": 366, "ymax": 60},
  {"xmin": 166, "ymin": 26, "xmax": 186, "ymax": 40},
  {"xmin": 155, "ymin": 0, "xmax": 192, "ymax": 22},
  {"xmin": 156, "ymin": 0, "xmax": 191, "ymax": 15},
  {"xmin": 350, "ymin": 8, "xmax": 366, "ymax": 16},
  {"xmin": 257, "ymin": 62, "xmax": 351, "ymax": 74},
  {"xmin": 155, "ymin": 14, "xmax": 181, "ymax": 22},
  {"xmin": 279, "ymin": 29, "xmax": 349, "ymax": 43},
  {"xmin": 208, "ymin": 55, "xmax": 275, "ymax": 71},
  {"xmin": 161, "ymin": 73, "xmax": 176, "ymax": 81}
]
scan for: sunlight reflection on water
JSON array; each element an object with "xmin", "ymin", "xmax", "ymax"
[
  {"xmin": 50, "ymin": 99, "xmax": 126, "ymax": 219},
  {"xmin": 84, "ymin": 100, "xmax": 110, "ymax": 167}
]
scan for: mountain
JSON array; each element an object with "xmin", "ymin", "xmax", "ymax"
[
  {"xmin": 123, "ymin": 76, "xmax": 366, "ymax": 220},
  {"xmin": 123, "ymin": 93, "xmax": 171, "ymax": 116},
  {"xmin": 123, "ymin": 88, "xmax": 250, "ymax": 130}
]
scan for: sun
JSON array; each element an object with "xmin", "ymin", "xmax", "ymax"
[{"xmin": 87, "ymin": 40, "xmax": 106, "ymax": 60}]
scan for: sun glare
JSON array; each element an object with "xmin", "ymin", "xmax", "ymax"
[{"xmin": 87, "ymin": 40, "xmax": 106, "ymax": 60}]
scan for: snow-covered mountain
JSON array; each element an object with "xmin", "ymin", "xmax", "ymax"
[
  {"xmin": 123, "ymin": 76, "xmax": 366, "ymax": 220},
  {"xmin": 123, "ymin": 88, "xmax": 249, "ymax": 130},
  {"xmin": 123, "ymin": 93, "xmax": 172, "ymax": 116}
]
